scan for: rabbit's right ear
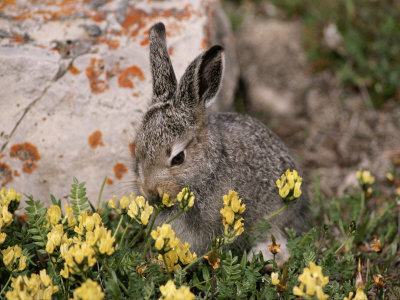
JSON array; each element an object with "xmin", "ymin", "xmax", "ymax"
[
  {"xmin": 149, "ymin": 23, "xmax": 177, "ymax": 103},
  {"xmin": 176, "ymin": 45, "xmax": 224, "ymax": 109}
]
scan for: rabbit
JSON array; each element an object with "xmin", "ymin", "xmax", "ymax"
[{"xmin": 132, "ymin": 22, "xmax": 309, "ymax": 264}]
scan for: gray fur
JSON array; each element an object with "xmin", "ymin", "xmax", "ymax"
[{"xmin": 133, "ymin": 23, "xmax": 309, "ymax": 258}]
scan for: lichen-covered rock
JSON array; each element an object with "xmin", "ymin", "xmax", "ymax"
[{"xmin": 0, "ymin": 0, "xmax": 238, "ymax": 205}]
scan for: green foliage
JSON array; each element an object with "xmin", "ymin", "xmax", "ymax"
[
  {"xmin": 70, "ymin": 177, "xmax": 90, "ymax": 217},
  {"xmin": 0, "ymin": 170, "xmax": 399, "ymax": 299},
  {"xmin": 266, "ymin": 0, "xmax": 400, "ymax": 107}
]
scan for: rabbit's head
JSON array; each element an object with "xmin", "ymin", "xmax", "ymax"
[{"xmin": 133, "ymin": 23, "xmax": 224, "ymax": 203}]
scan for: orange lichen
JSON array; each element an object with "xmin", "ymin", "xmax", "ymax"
[
  {"xmin": 0, "ymin": 0, "xmax": 15, "ymax": 10},
  {"xmin": 129, "ymin": 142, "xmax": 135, "ymax": 157},
  {"xmin": 13, "ymin": 170, "xmax": 20, "ymax": 177},
  {"xmin": 10, "ymin": 142, "xmax": 41, "ymax": 162},
  {"xmin": 97, "ymin": 38, "xmax": 120, "ymax": 50},
  {"xmin": 168, "ymin": 47, "xmax": 174, "ymax": 56},
  {"xmin": 85, "ymin": 58, "xmax": 109, "ymax": 94},
  {"xmin": 0, "ymin": 162, "xmax": 13, "ymax": 186},
  {"xmin": 114, "ymin": 163, "xmax": 127, "ymax": 180},
  {"xmin": 201, "ymin": 38, "xmax": 208, "ymax": 50},
  {"xmin": 22, "ymin": 161, "xmax": 38, "ymax": 174},
  {"xmin": 88, "ymin": 130, "xmax": 104, "ymax": 148},
  {"xmin": 12, "ymin": 35, "xmax": 25, "ymax": 43},
  {"xmin": 0, "ymin": 154, "xmax": 4, "ymax": 160},
  {"xmin": 132, "ymin": 92, "xmax": 139, "ymax": 97},
  {"xmin": 117, "ymin": 65, "xmax": 145, "ymax": 89},
  {"xmin": 89, "ymin": 11, "xmax": 105, "ymax": 22},
  {"xmin": 106, "ymin": 178, "xmax": 114, "ymax": 185},
  {"xmin": 69, "ymin": 64, "xmax": 81, "ymax": 75},
  {"xmin": 140, "ymin": 36, "xmax": 149, "ymax": 46}
]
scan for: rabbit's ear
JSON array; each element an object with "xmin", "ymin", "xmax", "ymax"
[
  {"xmin": 177, "ymin": 45, "xmax": 224, "ymax": 109},
  {"xmin": 149, "ymin": 23, "xmax": 177, "ymax": 103}
]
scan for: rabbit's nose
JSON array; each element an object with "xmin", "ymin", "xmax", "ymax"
[{"xmin": 144, "ymin": 188, "xmax": 159, "ymax": 203}]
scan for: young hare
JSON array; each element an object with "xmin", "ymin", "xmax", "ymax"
[{"xmin": 133, "ymin": 23, "xmax": 308, "ymax": 263}]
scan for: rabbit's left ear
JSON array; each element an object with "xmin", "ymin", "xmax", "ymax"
[{"xmin": 176, "ymin": 45, "xmax": 224, "ymax": 109}]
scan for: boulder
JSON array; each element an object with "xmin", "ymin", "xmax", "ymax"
[{"xmin": 0, "ymin": 0, "xmax": 238, "ymax": 206}]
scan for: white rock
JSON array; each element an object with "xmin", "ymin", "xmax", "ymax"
[{"xmin": 0, "ymin": 0, "xmax": 238, "ymax": 207}]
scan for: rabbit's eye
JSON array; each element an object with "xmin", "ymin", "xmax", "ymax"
[{"xmin": 171, "ymin": 151, "xmax": 185, "ymax": 166}]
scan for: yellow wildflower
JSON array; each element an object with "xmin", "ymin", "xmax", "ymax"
[
  {"xmin": 162, "ymin": 193, "xmax": 174, "ymax": 207},
  {"xmin": 220, "ymin": 190, "xmax": 245, "ymax": 243},
  {"xmin": 60, "ymin": 241, "xmax": 96, "ymax": 278},
  {"xmin": 175, "ymin": 239, "xmax": 197, "ymax": 265},
  {"xmin": 356, "ymin": 170, "xmax": 375, "ymax": 190},
  {"xmin": 46, "ymin": 205, "xmax": 62, "ymax": 227},
  {"xmin": 151, "ymin": 224, "xmax": 178, "ymax": 253},
  {"xmin": 204, "ymin": 247, "xmax": 220, "ymax": 269},
  {"xmin": 127, "ymin": 194, "xmax": 154, "ymax": 226},
  {"xmin": 1, "ymin": 204, "xmax": 13, "ymax": 227},
  {"xmin": 176, "ymin": 187, "xmax": 195, "ymax": 211},
  {"xmin": 370, "ymin": 234, "xmax": 382, "ymax": 253},
  {"xmin": 276, "ymin": 169, "xmax": 303, "ymax": 202},
  {"xmin": 64, "ymin": 203, "xmax": 77, "ymax": 227},
  {"xmin": 0, "ymin": 188, "xmax": 21, "ymax": 212},
  {"xmin": 271, "ymin": 272, "xmax": 280, "ymax": 285},
  {"xmin": 372, "ymin": 274, "xmax": 385, "ymax": 291},
  {"xmin": 6, "ymin": 269, "xmax": 58, "ymax": 300},
  {"xmin": 73, "ymin": 279, "xmax": 104, "ymax": 300},
  {"xmin": 159, "ymin": 280, "xmax": 195, "ymax": 300},
  {"xmin": 293, "ymin": 261, "xmax": 329, "ymax": 300},
  {"xmin": 0, "ymin": 232, "xmax": 6, "ymax": 244},
  {"xmin": 1, "ymin": 245, "xmax": 27, "ymax": 272},
  {"xmin": 159, "ymin": 249, "xmax": 179, "ymax": 272},
  {"xmin": 343, "ymin": 288, "xmax": 368, "ymax": 300},
  {"xmin": 74, "ymin": 211, "xmax": 102, "ymax": 235},
  {"xmin": 46, "ymin": 224, "xmax": 64, "ymax": 254}
]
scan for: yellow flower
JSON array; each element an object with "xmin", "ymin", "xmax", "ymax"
[
  {"xmin": 293, "ymin": 261, "xmax": 329, "ymax": 300},
  {"xmin": 46, "ymin": 224, "xmax": 64, "ymax": 254},
  {"xmin": 151, "ymin": 224, "xmax": 178, "ymax": 253},
  {"xmin": 46, "ymin": 205, "xmax": 62, "ymax": 227},
  {"xmin": 119, "ymin": 195, "xmax": 130, "ymax": 210},
  {"xmin": 60, "ymin": 241, "xmax": 96, "ymax": 278},
  {"xmin": 73, "ymin": 279, "xmax": 104, "ymax": 300},
  {"xmin": 159, "ymin": 280, "xmax": 195, "ymax": 300},
  {"xmin": 1, "ymin": 204, "xmax": 13, "ymax": 227},
  {"xmin": 64, "ymin": 203, "xmax": 77, "ymax": 227},
  {"xmin": 127, "ymin": 194, "xmax": 154, "ymax": 226},
  {"xmin": 0, "ymin": 232, "xmax": 6, "ymax": 244},
  {"xmin": 220, "ymin": 191, "xmax": 245, "ymax": 243},
  {"xmin": 0, "ymin": 188, "xmax": 21, "ymax": 212},
  {"xmin": 1, "ymin": 245, "xmax": 27, "ymax": 272},
  {"xmin": 159, "ymin": 249, "xmax": 179, "ymax": 272},
  {"xmin": 6, "ymin": 269, "xmax": 58, "ymax": 300},
  {"xmin": 271, "ymin": 272, "xmax": 280, "ymax": 285},
  {"xmin": 276, "ymin": 169, "xmax": 303, "ymax": 202},
  {"xmin": 343, "ymin": 288, "xmax": 368, "ymax": 300},
  {"xmin": 162, "ymin": 193, "xmax": 174, "ymax": 207},
  {"xmin": 177, "ymin": 187, "xmax": 195, "ymax": 211},
  {"xmin": 356, "ymin": 170, "xmax": 375, "ymax": 190},
  {"xmin": 175, "ymin": 239, "xmax": 197, "ymax": 265},
  {"xmin": 204, "ymin": 247, "xmax": 220, "ymax": 269},
  {"xmin": 370, "ymin": 234, "xmax": 382, "ymax": 253}
]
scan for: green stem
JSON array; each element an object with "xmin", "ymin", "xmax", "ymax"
[
  {"xmin": 248, "ymin": 204, "xmax": 289, "ymax": 236},
  {"xmin": 97, "ymin": 176, "xmax": 107, "ymax": 212},
  {"xmin": 119, "ymin": 224, "xmax": 129, "ymax": 247},
  {"xmin": 113, "ymin": 215, "xmax": 124, "ymax": 239},
  {"xmin": 166, "ymin": 210, "xmax": 184, "ymax": 224},
  {"xmin": 142, "ymin": 206, "xmax": 161, "ymax": 259},
  {"xmin": 0, "ymin": 273, "xmax": 12, "ymax": 297},
  {"xmin": 162, "ymin": 253, "xmax": 172, "ymax": 279},
  {"xmin": 182, "ymin": 249, "xmax": 213, "ymax": 272},
  {"xmin": 357, "ymin": 191, "xmax": 366, "ymax": 226},
  {"xmin": 117, "ymin": 227, "xmax": 144, "ymax": 268}
]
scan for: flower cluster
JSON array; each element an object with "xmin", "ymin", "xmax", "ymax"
[
  {"xmin": 109, "ymin": 193, "xmax": 154, "ymax": 226},
  {"xmin": 6, "ymin": 269, "xmax": 58, "ymax": 300},
  {"xmin": 343, "ymin": 289, "xmax": 368, "ymax": 300},
  {"xmin": 151, "ymin": 224, "xmax": 197, "ymax": 272},
  {"xmin": 45, "ymin": 205, "xmax": 62, "ymax": 227},
  {"xmin": 0, "ymin": 188, "xmax": 20, "ymax": 244},
  {"xmin": 293, "ymin": 261, "xmax": 329, "ymax": 300},
  {"xmin": 159, "ymin": 280, "xmax": 195, "ymax": 300},
  {"xmin": 161, "ymin": 193, "xmax": 174, "ymax": 207},
  {"xmin": 1, "ymin": 245, "xmax": 27, "ymax": 272},
  {"xmin": 276, "ymin": 169, "xmax": 302, "ymax": 202},
  {"xmin": 176, "ymin": 187, "xmax": 195, "ymax": 211},
  {"xmin": 57, "ymin": 211, "xmax": 115, "ymax": 279},
  {"xmin": 220, "ymin": 190, "xmax": 245, "ymax": 243},
  {"xmin": 72, "ymin": 278, "xmax": 105, "ymax": 300},
  {"xmin": 356, "ymin": 170, "xmax": 375, "ymax": 192}
]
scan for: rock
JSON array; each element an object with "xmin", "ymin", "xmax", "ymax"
[
  {"xmin": 236, "ymin": 17, "xmax": 311, "ymax": 116},
  {"xmin": 0, "ymin": 0, "xmax": 238, "ymax": 206}
]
